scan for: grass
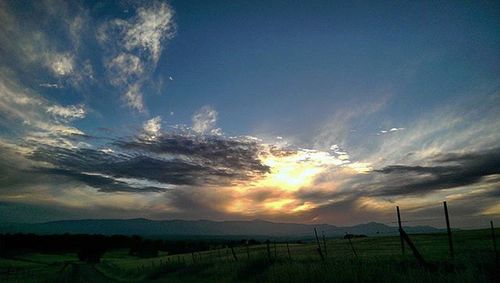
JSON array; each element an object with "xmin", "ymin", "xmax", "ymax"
[{"xmin": 0, "ymin": 228, "xmax": 498, "ymax": 282}]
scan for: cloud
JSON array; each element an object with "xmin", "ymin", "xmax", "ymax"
[
  {"xmin": 313, "ymin": 94, "xmax": 390, "ymax": 151},
  {"xmin": 0, "ymin": 1, "xmax": 96, "ymax": 90},
  {"xmin": 34, "ymin": 168, "xmax": 167, "ymax": 193},
  {"xmin": 114, "ymin": 133, "xmax": 270, "ymax": 180},
  {"xmin": 123, "ymin": 83, "xmax": 145, "ymax": 112},
  {"xmin": 39, "ymin": 83, "xmax": 63, "ymax": 89},
  {"xmin": 371, "ymin": 147, "xmax": 500, "ymax": 196},
  {"xmin": 0, "ymin": 70, "xmax": 87, "ymax": 149},
  {"xmin": 98, "ymin": 1, "xmax": 176, "ymax": 111},
  {"xmin": 46, "ymin": 105, "xmax": 86, "ymax": 121},
  {"xmin": 192, "ymin": 106, "xmax": 221, "ymax": 135},
  {"xmin": 122, "ymin": 2, "xmax": 175, "ymax": 63},
  {"xmin": 49, "ymin": 53, "xmax": 74, "ymax": 76},
  {"xmin": 142, "ymin": 116, "xmax": 162, "ymax": 140},
  {"xmin": 378, "ymin": 127, "xmax": 404, "ymax": 135},
  {"xmin": 24, "ymin": 129, "xmax": 270, "ymax": 192},
  {"xmin": 106, "ymin": 53, "xmax": 144, "ymax": 86}
]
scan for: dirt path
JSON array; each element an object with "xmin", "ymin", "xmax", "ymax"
[{"xmin": 58, "ymin": 263, "xmax": 116, "ymax": 283}]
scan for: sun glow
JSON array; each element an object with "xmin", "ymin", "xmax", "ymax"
[
  {"xmin": 255, "ymin": 149, "xmax": 347, "ymax": 192},
  {"xmin": 224, "ymin": 147, "xmax": 356, "ymax": 216}
]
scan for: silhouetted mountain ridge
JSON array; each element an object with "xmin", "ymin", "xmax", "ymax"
[{"xmin": 0, "ymin": 219, "xmax": 441, "ymax": 237}]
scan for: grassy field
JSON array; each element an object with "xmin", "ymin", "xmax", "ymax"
[{"xmin": 1, "ymin": 228, "xmax": 498, "ymax": 282}]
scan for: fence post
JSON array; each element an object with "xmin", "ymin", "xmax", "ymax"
[
  {"xmin": 347, "ymin": 234, "xmax": 358, "ymax": 259},
  {"xmin": 266, "ymin": 240, "xmax": 272, "ymax": 261},
  {"xmin": 491, "ymin": 220, "xmax": 498, "ymax": 267},
  {"xmin": 230, "ymin": 246, "xmax": 238, "ymax": 262},
  {"xmin": 322, "ymin": 231, "xmax": 328, "ymax": 258},
  {"xmin": 314, "ymin": 228, "xmax": 325, "ymax": 261},
  {"xmin": 274, "ymin": 242, "xmax": 277, "ymax": 258},
  {"xmin": 399, "ymin": 228, "xmax": 434, "ymax": 270},
  {"xmin": 246, "ymin": 244, "xmax": 250, "ymax": 259},
  {"xmin": 397, "ymin": 206, "xmax": 405, "ymax": 255},
  {"xmin": 443, "ymin": 201, "xmax": 454, "ymax": 258},
  {"xmin": 286, "ymin": 242, "xmax": 292, "ymax": 260}
]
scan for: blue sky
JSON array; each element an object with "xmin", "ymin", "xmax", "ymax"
[{"xmin": 0, "ymin": 0, "xmax": 499, "ymax": 227}]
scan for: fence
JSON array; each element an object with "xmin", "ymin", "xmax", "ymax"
[
  {"xmin": 142, "ymin": 201, "xmax": 496, "ymax": 268},
  {"xmin": 0, "ymin": 201, "xmax": 498, "ymax": 281}
]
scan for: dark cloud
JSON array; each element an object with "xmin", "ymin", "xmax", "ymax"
[
  {"xmin": 27, "ymin": 133, "xmax": 270, "ymax": 192},
  {"xmin": 114, "ymin": 134, "xmax": 270, "ymax": 174},
  {"xmin": 371, "ymin": 147, "xmax": 500, "ymax": 196},
  {"xmin": 33, "ymin": 168, "xmax": 166, "ymax": 193}
]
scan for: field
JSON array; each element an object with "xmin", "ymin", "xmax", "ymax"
[{"xmin": 1, "ymin": 229, "xmax": 498, "ymax": 282}]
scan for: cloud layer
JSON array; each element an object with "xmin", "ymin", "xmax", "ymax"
[{"xmin": 28, "ymin": 131, "xmax": 271, "ymax": 192}]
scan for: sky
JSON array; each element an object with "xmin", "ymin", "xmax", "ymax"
[{"xmin": 0, "ymin": 0, "xmax": 499, "ymax": 228}]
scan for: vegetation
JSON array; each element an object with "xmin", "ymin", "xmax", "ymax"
[{"xmin": 0, "ymin": 228, "xmax": 498, "ymax": 282}]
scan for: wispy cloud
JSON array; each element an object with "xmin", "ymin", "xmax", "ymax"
[
  {"xmin": 372, "ymin": 147, "xmax": 500, "ymax": 196},
  {"xmin": 48, "ymin": 53, "xmax": 74, "ymax": 77},
  {"xmin": 192, "ymin": 106, "xmax": 221, "ymax": 135},
  {"xmin": 39, "ymin": 83, "xmax": 63, "ymax": 89},
  {"xmin": 0, "ymin": 70, "xmax": 87, "ymax": 149},
  {"xmin": 378, "ymin": 127, "xmax": 404, "ymax": 135},
  {"xmin": 98, "ymin": 1, "xmax": 176, "ymax": 112},
  {"xmin": 0, "ymin": 1, "xmax": 95, "ymax": 90},
  {"xmin": 46, "ymin": 105, "xmax": 86, "ymax": 121}
]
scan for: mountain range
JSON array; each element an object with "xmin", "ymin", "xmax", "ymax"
[{"xmin": 0, "ymin": 218, "xmax": 442, "ymax": 238}]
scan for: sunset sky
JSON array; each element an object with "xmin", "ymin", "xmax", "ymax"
[{"xmin": 0, "ymin": 0, "xmax": 499, "ymax": 228}]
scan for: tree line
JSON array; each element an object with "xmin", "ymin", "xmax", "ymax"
[{"xmin": 0, "ymin": 233, "xmax": 264, "ymax": 262}]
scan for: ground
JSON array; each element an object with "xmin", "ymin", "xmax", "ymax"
[{"xmin": 0, "ymin": 229, "xmax": 498, "ymax": 282}]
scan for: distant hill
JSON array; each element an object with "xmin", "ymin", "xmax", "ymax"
[{"xmin": 0, "ymin": 218, "xmax": 442, "ymax": 238}]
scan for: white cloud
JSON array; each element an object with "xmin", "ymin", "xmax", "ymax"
[
  {"xmin": 98, "ymin": 1, "xmax": 176, "ymax": 112},
  {"xmin": 0, "ymin": 1, "xmax": 94, "ymax": 88},
  {"xmin": 143, "ymin": 116, "xmax": 162, "ymax": 140},
  {"xmin": 49, "ymin": 53, "xmax": 74, "ymax": 76},
  {"xmin": 39, "ymin": 83, "xmax": 63, "ymax": 89},
  {"xmin": 123, "ymin": 2, "xmax": 175, "ymax": 62},
  {"xmin": 107, "ymin": 53, "xmax": 144, "ymax": 86},
  {"xmin": 46, "ymin": 105, "xmax": 86, "ymax": 121},
  {"xmin": 192, "ymin": 106, "xmax": 219, "ymax": 134},
  {"xmin": 0, "ymin": 70, "xmax": 87, "ymax": 149},
  {"xmin": 378, "ymin": 127, "xmax": 405, "ymax": 135},
  {"xmin": 314, "ymin": 95, "xmax": 390, "ymax": 151},
  {"xmin": 124, "ymin": 83, "xmax": 145, "ymax": 112}
]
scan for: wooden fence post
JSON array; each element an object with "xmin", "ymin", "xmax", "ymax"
[
  {"xmin": 246, "ymin": 244, "xmax": 250, "ymax": 260},
  {"xmin": 443, "ymin": 201, "xmax": 454, "ymax": 258},
  {"xmin": 274, "ymin": 242, "xmax": 277, "ymax": 258},
  {"xmin": 314, "ymin": 228, "xmax": 325, "ymax": 261},
  {"xmin": 491, "ymin": 220, "xmax": 498, "ymax": 267},
  {"xmin": 230, "ymin": 246, "xmax": 238, "ymax": 262},
  {"xmin": 286, "ymin": 242, "xmax": 292, "ymax": 260},
  {"xmin": 399, "ymin": 228, "xmax": 434, "ymax": 270},
  {"xmin": 266, "ymin": 240, "xmax": 272, "ymax": 261},
  {"xmin": 347, "ymin": 234, "xmax": 358, "ymax": 259},
  {"xmin": 322, "ymin": 231, "xmax": 328, "ymax": 258},
  {"xmin": 397, "ymin": 206, "xmax": 405, "ymax": 255}
]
